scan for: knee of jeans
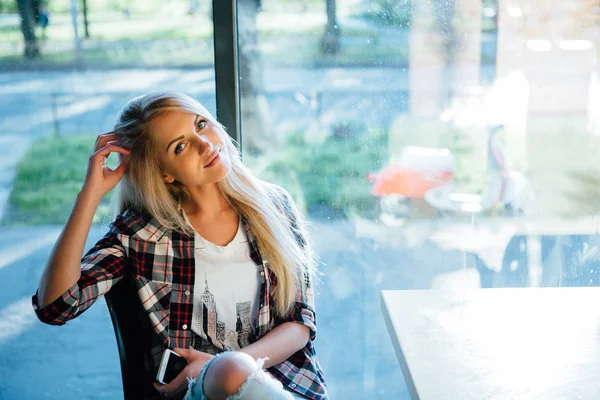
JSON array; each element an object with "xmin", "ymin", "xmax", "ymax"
[{"xmin": 204, "ymin": 352, "xmax": 258, "ymax": 398}]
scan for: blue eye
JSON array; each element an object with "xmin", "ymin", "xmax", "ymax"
[
  {"xmin": 196, "ymin": 119, "xmax": 207, "ymax": 130},
  {"xmin": 174, "ymin": 142, "xmax": 186, "ymax": 154}
]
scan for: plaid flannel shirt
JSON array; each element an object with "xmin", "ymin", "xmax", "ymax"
[{"xmin": 32, "ymin": 187, "xmax": 328, "ymax": 400}]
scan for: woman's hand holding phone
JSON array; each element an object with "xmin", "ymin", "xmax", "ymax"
[{"xmin": 153, "ymin": 348, "xmax": 213, "ymax": 399}]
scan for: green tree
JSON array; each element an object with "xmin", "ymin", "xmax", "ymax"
[
  {"xmin": 238, "ymin": 0, "xmax": 273, "ymax": 153},
  {"xmin": 321, "ymin": 0, "xmax": 339, "ymax": 55},
  {"xmin": 82, "ymin": 0, "xmax": 90, "ymax": 38},
  {"xmin": 0, "ymin": 0, "xmax": 18, "ymax": 12},
  {"xmin": 16, "ymin": 0, "xmax": 40, "ymax": 59}
]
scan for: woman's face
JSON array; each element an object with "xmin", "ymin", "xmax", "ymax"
[{"xmin": 153, "ymin": 111, "xmax": 231, "ymax": 187}]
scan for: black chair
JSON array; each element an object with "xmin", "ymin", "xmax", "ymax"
[{"xmin": 105, "ymin": 274, "xmax": 158, "ymax": 400}]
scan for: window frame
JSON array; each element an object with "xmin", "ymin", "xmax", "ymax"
[{"xmin": 212, "ymin": 0, "xmax": 242, "ymax": 147}]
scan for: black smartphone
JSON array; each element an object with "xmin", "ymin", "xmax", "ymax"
[{"xmin": 156, "ymin": 349, "xmax": 188, "ymax": 385}]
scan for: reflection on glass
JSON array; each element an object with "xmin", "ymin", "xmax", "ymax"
[{"xmin": 240, "ymin": 0, "xmax": 600, "ymax": 398}]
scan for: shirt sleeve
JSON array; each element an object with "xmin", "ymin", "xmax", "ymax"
[
  {"xmin": 277, "ymin": 187, "xmax": 318, "ymax": 341},
  {"xmin": 31, "ymin": 224, "xmax": 129, "ymax": 326},
  {"xmin": 284, "ymin": 271, "xmax": 317, "ymax": 341}
]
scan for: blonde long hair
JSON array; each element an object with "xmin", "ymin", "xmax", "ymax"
[{"xmin": 112, "ymin": 92, "xmax": 314, "ymax": 316}]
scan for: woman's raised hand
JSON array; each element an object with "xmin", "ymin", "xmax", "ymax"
[{"xmin": 81, "ymin": 132, "xmax": 130, "ymax": 200}]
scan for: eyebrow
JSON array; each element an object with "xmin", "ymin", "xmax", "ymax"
[
  {"xmin": 165, "ymin": 115, "xmax": 201, "ymax": 153},
  {"xmin": 166, "ymin": 135, "xmax": 184, "ymax": 153}
]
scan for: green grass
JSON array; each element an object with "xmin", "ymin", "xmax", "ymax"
[
  {"xmin": 8, "ymin": 127, "xmax": 385, "ymax": 225},
  {"xmin": 2, "ymin": 33, "xmax": 411, "ymax": 68},
  {"xmin": 6, "ymin": 135, "xmax": 116, "ymax": 225},
  {"xmin": 257, "ymin": 33, "xmax": 410, "ymax": 67},
  {"xmin": 246, "ymin": 128, "xmax": 388, "ymax": 219},
  {"xmin": 48, "ymin": 0, "xmax": 192, "ymax": 15},
  {"xmin": 0, "ymin": 13, "xmax": 212, "ymax": 46},
  {"xmin": 19, "ymin": 38, "xmax": 215, "ymax": 66},
  {"xmin": 0, "ymin": 10, "xmax": 419, "ymax": 67}
]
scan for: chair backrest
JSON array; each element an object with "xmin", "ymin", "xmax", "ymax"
[{"xmin": 105, "ymin": 274, "xmax": 157, "ymax": 399}]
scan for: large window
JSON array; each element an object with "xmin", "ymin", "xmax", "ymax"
[
  {"xmin": 2, "ymin": 0, "xmax": 599, "ymax": 398},
  {"xmin": 237, "ymin": 0, "xmax": 600, "ymax": 398}
]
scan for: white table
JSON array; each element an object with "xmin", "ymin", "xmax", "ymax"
[{"xmin": 381, "ymin": 288, "xmax": 600, "ymax": 400}]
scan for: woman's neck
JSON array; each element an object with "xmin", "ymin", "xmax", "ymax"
[{"xmin": 182, "ymin": 183, "xmax": 235, "ymax": 220}]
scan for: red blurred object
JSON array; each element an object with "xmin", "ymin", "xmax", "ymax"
[{"xmin": 370, "ymin": 166, "xmax": 453, "ymax": 199}]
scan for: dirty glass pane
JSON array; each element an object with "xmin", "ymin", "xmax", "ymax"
[
  {"xmin": 0, "ymin": 1, "xmax": 215, "ymax": 398},
  {"xmin": 239, "ymin": 0, "xmax": 600, "ymax": 398}
]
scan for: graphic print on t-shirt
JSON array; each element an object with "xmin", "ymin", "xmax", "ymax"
[
  {"xmin": 194, "ymin": 274, "xmax": 253, "ymax": 350},
  {"xmin": 189, "ymin": 218, "xmax": 260, "ymax": 353}
]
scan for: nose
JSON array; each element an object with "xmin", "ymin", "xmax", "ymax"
[{"xmin": 194, "ymin": 134, "xmax": 214, "ymax": 155}]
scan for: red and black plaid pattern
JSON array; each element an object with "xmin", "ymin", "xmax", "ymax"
[{"xmin": 32, "ymin": 187, "xmax": 327, "ymax": 400}]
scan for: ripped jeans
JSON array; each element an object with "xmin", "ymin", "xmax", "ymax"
[{"xmin": 183, "ymin": 353, "xmax": 305, "ymax": 400}]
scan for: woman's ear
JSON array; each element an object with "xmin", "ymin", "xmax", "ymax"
[{"xmin": 163, "ymin": 175, "xmax": 174, "ymax": 184}]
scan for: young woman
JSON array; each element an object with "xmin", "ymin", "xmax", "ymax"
[{"xmin": 32, "ymin": 92, "xmax": 327, "ymax": 400}]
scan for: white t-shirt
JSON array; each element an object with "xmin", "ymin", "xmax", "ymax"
[{"xmin": 189, "ymin": 218, "xmax": 261, "ymax": 352}]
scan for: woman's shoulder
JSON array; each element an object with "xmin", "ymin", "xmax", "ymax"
[
  {"xmin": 259, "ymin": 181, "xmax": 302, "ymax": 222},
  {"xmin": 261, "ymin": 181, "xmax": 293, "ymax": 205},
  {"xmin": 107, "ymin": 208, "xmax": 166, "ymax": 241}
]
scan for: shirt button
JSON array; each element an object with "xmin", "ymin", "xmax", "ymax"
[
  {"xmin": 182, "ymin": 324, "xmax": 188, "ymax": 330},
  {"xmin": 290, "ymin": 383, "xmax": 297, "ymax": 388},
  {"xmin": 260, "ymin": 271, "xmax": 264, "ymax": 276},
  {"xmin": 185, "ymin": 290, "xmax": 190, "ymax": 296}
]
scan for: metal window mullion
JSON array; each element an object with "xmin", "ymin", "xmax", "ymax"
[{"xmin": 212, "ymin": 0, "xmax": 241, "ymax": 148}]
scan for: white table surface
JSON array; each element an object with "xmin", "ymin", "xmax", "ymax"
[{"xmin": 381, "ymin": 288, "xmax": 600, "ymax": 400}]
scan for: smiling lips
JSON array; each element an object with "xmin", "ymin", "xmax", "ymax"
[{"xmin": 204, "ymin": 151, "xmax": 220, "ymax": 168}]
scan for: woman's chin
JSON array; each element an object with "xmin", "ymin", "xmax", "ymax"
[{"xmin": 202, "ymin": 163, "xmax": 232, "ymax": 184}]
